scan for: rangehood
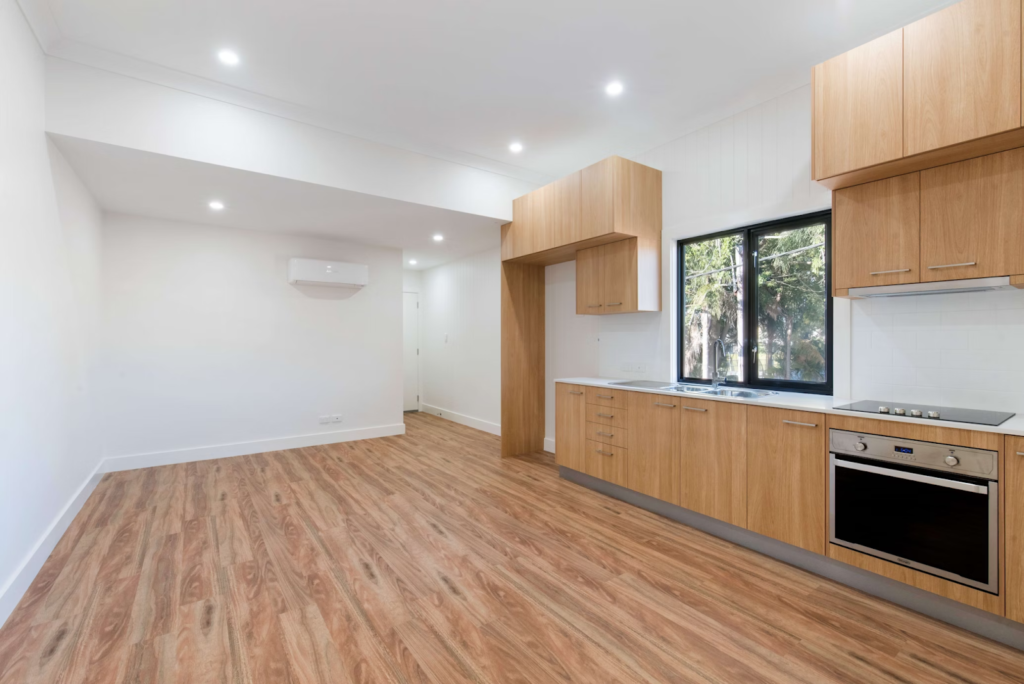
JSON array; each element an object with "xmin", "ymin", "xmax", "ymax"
[{"xmin": 847, "ymin": 276, "xmax": 1019, "ymax": 298}]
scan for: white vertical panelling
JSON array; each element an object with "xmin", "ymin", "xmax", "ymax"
[
  {"xmin": 420, "ymin": 248, "xmax": 501, "ymax": 433},
  {"xmin": 546, "ymin": 84, "xmax": 835, "ymax": 443}
]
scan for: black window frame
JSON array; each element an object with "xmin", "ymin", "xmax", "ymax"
[{"xmin": 676, "ymin": 210, "xmax": 833, "ymax": 395}]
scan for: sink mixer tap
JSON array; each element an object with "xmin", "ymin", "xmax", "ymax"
[{"xmin": 712, "ymin": 339, "xmax": 727, "ymax": 390}]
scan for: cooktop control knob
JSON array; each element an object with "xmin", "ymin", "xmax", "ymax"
[
  {"xmin": 854, "ymin": 442, "xmax": 868, "ymax": 452},
  {"xmin": 910, "ymin": 409, "xmax": 922, "ymax": 417},
  {"xmin": 927, "ymin": 411, "xmax": 940, "ymax": 419},
  {"xmin": 879, "ymin": 406, "xmax": 890, "ymax": 414},
  {"xmin": 894, "ymin": 408, "xmax": 906, "ymax": 416},
  {"xmin": 945, "ymin": 455, "xmax": 960, "ymax": 467}
]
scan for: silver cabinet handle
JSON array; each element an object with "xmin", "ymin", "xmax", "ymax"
[
  {"xmin": 596, "ymin": 394, "xmax": 613, "ymax": 399},
  {"xmin": 654, "ymin": 402, "xmax": 676, "ymax": 408},
  {"xmin": 683, "ymin": 406, "xmax": 707, "ymax": 412},
  {"xmin": 568, "ymin": 391, "xmax": 583, "ymax": 395},
  {"xmin": 587, "ymin": 304, "xmax": 602, "ymax": 308},
  {"xmin": 596, "ymin": 413, "xmax": 614, "ymax": 418},
  {"xmin": 783, "ymin": 420, "xmax": 817, "ymax": 428},
  {"xmin": 596, "ymin": 431, "xmax": 614, "ymax": 437},
  {"xmin": 870, "ymin": 268, "xmax": 911, "ymax": 275},
  {"xmin": 928, "ymin": 262, "xmax": 976, "ymax": 270},
  {"xmin": 596, "ymin": 449, "xmax": 614, "ymax": 456},
  {"xmin": 835, "ymin": 458, "xmax": 988, "ymax": 494},
  {"xmin": 606, "ymin": 302, "xmax": 623, "ymax": 306},
  {"xmin": 1017, "ymin": 452, "xmax": 1024, "ymax": 457}
]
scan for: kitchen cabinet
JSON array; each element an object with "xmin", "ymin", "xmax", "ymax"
[
  {"xmin": 920, "ymin": 148, "xmax": 1024, "ymax": 282},
  {"xmin": 503, "ymin": 156, "xmax": 661, "ymax": 266},
  {"xmin": 746, "ymin": 407, "xmax": 827, "ymax": 554},
  {"xmin": 833, "ymin": 173, "xmax": 921, "ymax": 291},
  {"xmin": 584, "ymin": 440, "xmax": 628, "ymax": 487},
  {"xmin": 679, "ymin": 399, "xmax": 747, "ymax": 527},
  {"xmin": 585, "ymin": 385, "xmax": 629, "ymax": 409},
  {"xmin": 507, "ymin": 172, "xmax": 582, "ymax": 260},
  {"xmin": 554, "ymin": 383, "xmax": 586, "ymax": 472},
  {"xmin": 627, "ymin": 391, "xmax": 681, "ymax": 504},
  {"xmin": 904, "ymin": 0, "xmax": 1021, "ymax": 157},
  {"xmin": 812, "ymin": 29, "xmax": 903, "ymax": 181},
  {"xmin": 1007, "ymin": 436, "xmax": 1024, "ymax": 623},
  {"xmin": 576, "ymin": 239, "xmax": 650, "ymax": 314},
  {"xmin": 586, "ymin": 403, "xmax": 628, "ymax": 429}
]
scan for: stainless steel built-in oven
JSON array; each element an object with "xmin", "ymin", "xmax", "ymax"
[{"xmin": 829, "ymin": 429, "xmax": 999, "ymax": 594}]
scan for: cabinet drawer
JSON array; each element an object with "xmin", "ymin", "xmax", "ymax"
[
  {"xmin": 586, "ymin": 422, "xmax": 628, "ymax": 448},
  {"xmin": 584, "ymin": 440, "xmax": 628, "ymax": 486},
  {"xmin": 586, "ymin": 404, "xmax": 628, "ymax": 428},
  {"xmin": 585, "ymin": 386, "xmax": 629, "ymax": 409}
]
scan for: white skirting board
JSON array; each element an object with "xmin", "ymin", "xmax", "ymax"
[
  {"xmin": 544, "ymin": 437, "xmax": 555, "ymax": 454},
  {"xmin": 0, "ymin": 422, "xmax": 404, "ymax": 628},
  {"xmin": 100, "ymin": 423, "xmax": 406, "ymax": 472},
  {"xmin": 0, "ymin": 468, "xmax": 104, "ymax": 629},
  {"xmin": 420, "ymin": 404, "xmax": 500, "ymax": 436}
]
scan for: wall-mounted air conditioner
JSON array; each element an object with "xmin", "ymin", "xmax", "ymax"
[{"xmin": 288, "ymin": 258, "xmax": 369, "ymax": 289}]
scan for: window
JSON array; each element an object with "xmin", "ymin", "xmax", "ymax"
[{"xmin": 678, "ymin": 212, "xmax": 832, "ymax": 394}]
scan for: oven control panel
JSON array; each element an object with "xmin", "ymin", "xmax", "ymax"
[{"xmin": 829, "ymin": 429, "xmax": 997, "ymax": 480}]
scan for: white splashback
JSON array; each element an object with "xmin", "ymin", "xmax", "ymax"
[{"xmin": 851, "ymin": 289, "xmax": 1024, "ymax": 413}]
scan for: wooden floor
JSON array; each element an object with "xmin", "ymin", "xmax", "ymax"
[{"xmin": 2, "ymin": 414, "xmax": 1024, "ymax": 683}]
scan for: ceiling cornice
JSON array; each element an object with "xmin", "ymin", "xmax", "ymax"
[{"xmin": 16, "ymin": 0, "xmax": 60, "ymax": 50}]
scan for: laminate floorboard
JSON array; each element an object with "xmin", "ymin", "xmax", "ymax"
[{"xmin": 2, "ymin": 412, "xmax": 1023, "ymax": 683}]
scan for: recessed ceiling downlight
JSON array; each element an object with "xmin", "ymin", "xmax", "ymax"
[
  {"xmin": 433, "ymin": 234, "xmax": 444, "ymax": 242},
  {"xmin": 509, "ymin": 142, "xmax": 523, "ymax": 153},
  {"xmin": 605, "ymin": 80, "xmax": 624, "ymax": 97},
  {"xmin": 209, "ymin": 200, "xmax": 225, "ymax": 211},
  {"xmin": 409, "ymin": 259, "xmax": 417, "ymax": 265},
  {"xmin": 218, "ymin": 49, "xmax": 240, "ymax": 66}
]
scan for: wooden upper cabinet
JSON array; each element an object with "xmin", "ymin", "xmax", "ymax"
[
  {"xmin": 576, "ymin": 238, "xmax": 651, "ymax": 315},
  {"xmin": 920, "ymin": 148, "xmax": 1024, "ymax": 281},
  {"xmin": 812, "ymin": 29, "xmax": 904, "ymax": 181},
  {"xmin": 833, "ymin": 173, "xmax": 921, "ymax": 290},
  {"xmin": 679, "ymin": 399, "xmax": 747, "ymax": 528},
  {"xmin": 503, "ymin": 156, "xmax": 660, "ymax": 264},
  {"xmin": 554, "ymin": 384, "xmax": 586, "ymax": 472},
  {"xmin": 627, "ymin": 391, "xmax": 681, "ymax": 505},
  {"xmin": 581, "ymin": 156, "xmax": 662, "ymax": 240},
  {"xmin": 904, "ymin": 0, "xmax": 1021, "ymax": 157},
  {"xmin": 746, "ymin": 407, "xmax": 826, "ymax": 555},
  {"xmin": 1007, "ymin": 436, "xmax": 1024, "ymax": 623},
  {"xmin": 575, "ymin": 243, "xmax": 604, "ymax": 314}
]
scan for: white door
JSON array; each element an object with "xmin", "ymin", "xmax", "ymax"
[{"xmin": 402, "ymin": 292, "xmax": 420, "ymax": 411}]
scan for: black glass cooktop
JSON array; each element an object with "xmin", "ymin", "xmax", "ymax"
[{"xmin": 835, "ymin": 400, "xmax": 1015, "ymax": 427}]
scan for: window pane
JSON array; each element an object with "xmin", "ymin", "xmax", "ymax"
[
  {"xmin": 754, "ymin": 223, "xmax": 827, "ymax": 384},
  {"xmin": 682, "ymin": 235, "xmax": 744, "ymax": 382}
]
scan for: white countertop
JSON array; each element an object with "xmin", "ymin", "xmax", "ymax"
[{"xmin": 556, "ymin": 377, "xmax": 1024, "ymax": 438}]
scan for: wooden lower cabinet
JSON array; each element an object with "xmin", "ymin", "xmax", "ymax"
[
  {"xmin": 679, "ymin": 399, "xmax": 747, "ymax": 527},
  {"xmin": 584, "ymin": 440, "xmax": 628, "ymax": 486},
  {"xmin": 1007, "ymin": 436, "xmax": 1024, "ymax": 622},
  {"xmin": 554, "ymin": 384, "xmax": 585, "ymax": 472},
  {"xmin": 627, "ymin": 392, "xmax": 681, "ymax": 504},
  {"xmin": 746, "ymin": 407, "xmax": 827, "ymax": 554}
]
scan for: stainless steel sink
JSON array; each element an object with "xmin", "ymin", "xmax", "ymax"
[{"xmin": 666, "ymin": 384, "xmax": 775, "ymax": 399}]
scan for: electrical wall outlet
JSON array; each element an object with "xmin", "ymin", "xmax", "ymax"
[
  {"xmin": 619, "ymin": 362, "xmax": 648, "ymax": 374},
  {"xmin": 330, "ymin": 414, "xmax": 343, "ymax": 424},
  {"xmin": 318, "ymin": 415, "xmax": 331, "ymax": 424}
]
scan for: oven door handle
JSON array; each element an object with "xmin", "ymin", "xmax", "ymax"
[{"xmin": 833, "ymin": 458, "xmax": 989, "ymax": 494}]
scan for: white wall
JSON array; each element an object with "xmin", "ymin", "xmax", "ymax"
[
  {"xmin": 419, "ymin": 248, "xmax": 501, "ymax": 434},
  {"xmin": 0, "ymin": 0, "xmax": 104, "ymax": 623},
  {"xmin": 99, "ymin": 215, "xmax": 405, "ymax": 465},
  {"xmin": 402, "ymin": 269, "xmax": 422, "ymax": 294},
  {"xmin": 851, "ymin": 290, "xmax": 1024, "ymax": 412}
]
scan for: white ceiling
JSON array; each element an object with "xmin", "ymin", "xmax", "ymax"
[
  {"xmin": 29, "ymin": 0, "xmax": 957, "ymax": 180},
  {"xmin": 51, "ymin": 135, "xmax": 501, "ymax": 270}
]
